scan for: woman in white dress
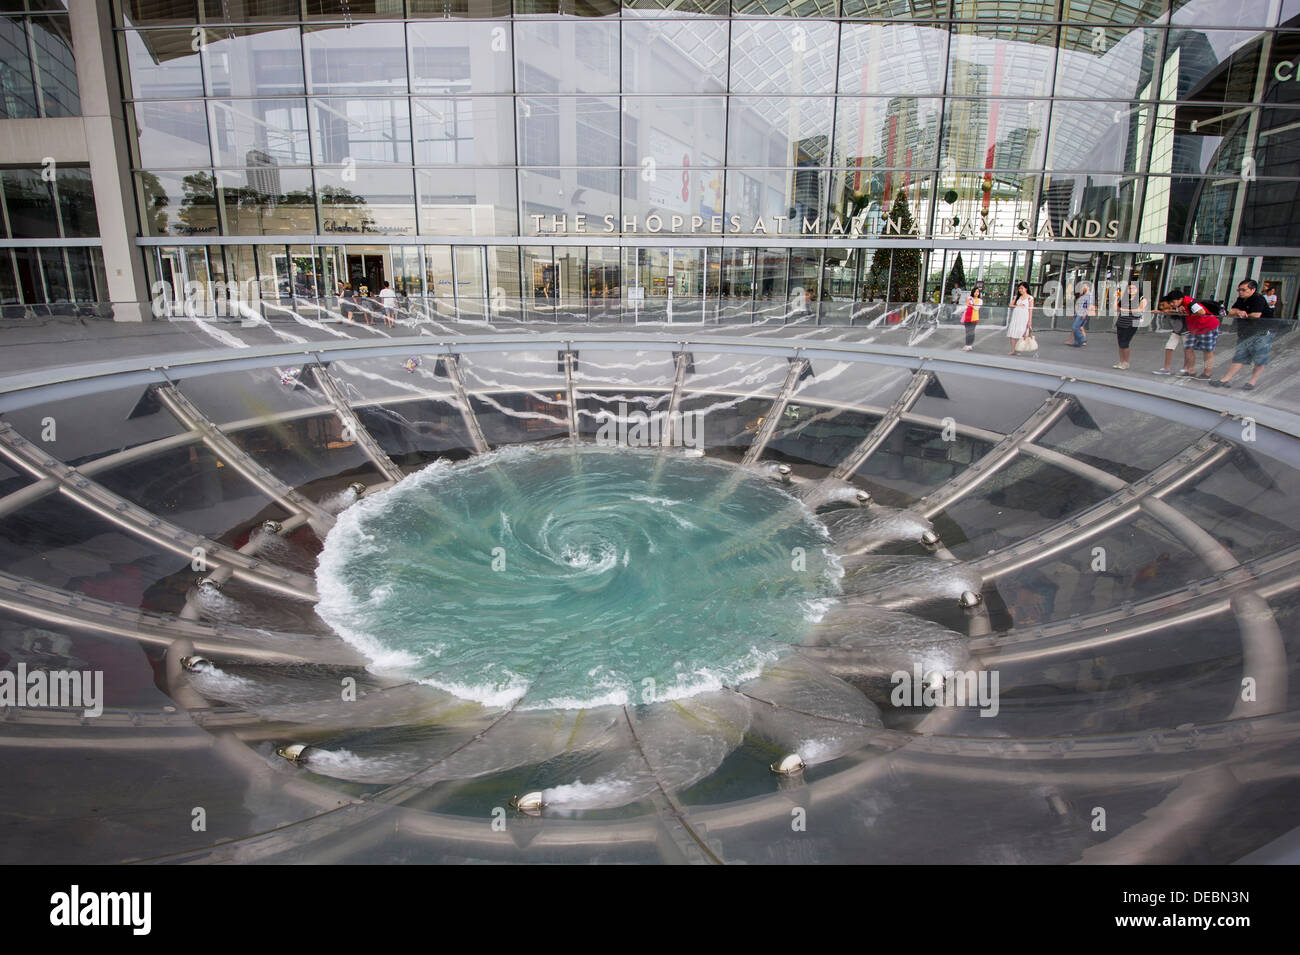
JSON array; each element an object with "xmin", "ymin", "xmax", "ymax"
[{"xmin": 1007, "ymin": 281, "xmax": 1034, "ymax": 354}]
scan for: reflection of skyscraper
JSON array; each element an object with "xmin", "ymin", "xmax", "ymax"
[
  {"xmin": 793, "ymin": 135, "xmax": 826, "ymax": 225},
  {"xmin": 246, "ymin": 148, "xmax": 280, "ymax": 197},
  {"xmin": 943, "ymin": 60, "xmax": 989, "ymax": 170}
]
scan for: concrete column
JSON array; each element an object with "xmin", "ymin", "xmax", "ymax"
[{"xmin": 68, "ymin": 0, "xmax": 151, "ymax": 321}]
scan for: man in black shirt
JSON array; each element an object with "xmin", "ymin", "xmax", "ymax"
[{"xmin": 1212, "ymin": 279, "xmax": 1276, "ymax": 391}]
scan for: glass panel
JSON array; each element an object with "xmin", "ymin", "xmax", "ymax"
[
  {"xmin": 303, "ymin": 22, "xmax": 408, "ymax": 95},
  {"xmin": 218, "ymin": 165, "xmax": 316, "ymax": 235},
  {"xmin": 209, "ymin": 97, "xmax": 311, "ymax": 167},
  {"xmin": 1170, "ymin": 0, "xmax": 1273, "ymax": 27},
  {"xmin": 124, "ymin": 27, "xmax": 205, "ymax": 100},
  {"xmin": 134, "ymin": 100, "xmax": 212, "ymax": 168},
  {"xmin": 843, "ymin": 0, "xmax": 949, "ymax": 15},
  {"xmin": 317, "ymin": 166, "xmax": 415, "ymax": 237},
  {"xmin": 1063, "ymin": 0, "xmax": 1166, "ymax": 24},
  {"xmin": 203, "ymin": 25, "xmax": 304, "ymax": 99},
  {"xmin": 941, "ymin": 98, "xmax": 1049, "ymax": 171},
  {"xmin": 200, "ymin": 0, "xmax": 301, "ymax": 21},
  {"xmin": 1055, "ymin": 24, "xmax": 1161, "ymax": 101},
  {"xmin": 727, "ymin": 97, "xmax": 835, "ymax": 167},
  {"xmin": 833, "ymin": 97, "xmax": 943, "ymax": 169},
  {"xmin": 515, "ymin": 20, "xmax": 620, "ymax": 94},
  {"xmin": 1037, "ymin": 173, "xmax": 1138, "ymax": 243},
  {"xmin": 31, "ymin": 14, "xmax": 78, "ymax": 116},
  {"xmin": 487, "ymin": 245, "xmax": 521, "ymax": 318},
  {"xmin": 38, "ymin": 247, "xmax": 70, "ymax": 302},
  {"xmin": 454, "ymin": 246, "xmax": 487, "ymax": 317},
  {"xmin": 729, "ymin": 19, "xmax": 839, "ymax": 96},
  {"xmin": 838, "ymin": 22, "xmax": 949, "ymax": 96},
  {"xmin": 622, "ymin": 97, "xmax": 728, "ymax": 171},
  {"xmin": 948, "ymin": 23, "xmax": 1059, "ymax": 99},
  {"xmin": 1047, "ymin": 101, "xmax": 1150, "ymax": 175},
  {"xmin": 518, "ymin": 96, "xmax": 620, "ymax": 167},
  {"xmin": 0, "ymin": 16, "xmax": 37, "ymax": 119},
  {"xmin": 725, "ymin": 168, "xmax": 827, "ymax": 236},
  {"xmin": 407, "ymin": 0, "xmax": 512, "ymax": 14},
  {"xmin": 828, "ymin": 168, "xmax": 928, "ymax": 239},
  {"xmin": 66, "ymin": 247, "xmax": 97, "ymax": 302},
  {"xmin": 138, "ymin": 170, "xmax": 219, "ymax": 237},
  {"xmin": 520, "ymin": 169, "xmax": 618, "ymax": 235},
  {"xmin": 56, "ymin": 166, "xmax": 98, "ymax": 238},
  {"xmin": 1, "ymin": 167, "xmax": 56, "ymax": 238},
  {"xmin": 1163, "ymin": 29, "xmax": 1267, "ymax": 104},
  {"xmin": 417, "ymin": 168, "xmax": 516, "ymax": 236},
  {"xmin": 408, "ymin": 20, "xmax": 514, "ymax": 95},
  {"xmin": 621, "ymin": 18, "xmax": 729, "ymax": 94},
  {"xmin": 413, "ymin": 96, "xmax": 514, "ymax": 165},
  {"xmin": 309, "ymin": 97, "xmax": 412, "ymax": 165}
]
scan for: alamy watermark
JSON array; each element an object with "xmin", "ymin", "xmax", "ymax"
[
  {"xmin": 890, "ymin": 664, "xmax": 1000, "ymax": 718},
  {"xmin": 593, "ymin": 403, "xmax": 704, "ymax": 450},
  {"xmin": 0, "ymin": 664, "xmax": 103, "ymax": 718}
]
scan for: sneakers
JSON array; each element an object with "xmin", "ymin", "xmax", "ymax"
[
  {"xmin": 1112, "ymin": 362, "xmax": 1129, "ymax": 369},
  {"xmin": 961, "ymin": 345, "xmax": 973, "ymax": 351},
  {"xmin": 1153, "ymin": 368, "xmax": 1173, "ymax": 376},
  {"xmin": 1210, "ymin": 379, "xmax": 1228, "ymax": 388},
  {"xmin": 1176, "ymin": 369, "xmax": 1195, "ymax": 377}
]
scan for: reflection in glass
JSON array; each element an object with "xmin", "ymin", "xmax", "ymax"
[
  {"xmin": 833, "ymin": 97, "xmax": 942, "ymax": 169},
  {"xmin": 518, "ymin": 96, "xmax": 619, "ymax": 167},
  {"xmin": 1047, "ymin": 101, "xmax": 1150, "ymax": 173},
  {"xmin": 942, "ymin": 98, "xmax": 1049, "ymax": 172},
  {"xmin": 1037, "ymin": 173, "xmax": 1138, "ymax": 242},
  {"xmin": 413, "ymin": 97, "xmax": 514, "ymax": 165},
  {"xmin": 0, "ymin": 16, "xmax": 38, "ymax": 118},
  {"xmin": 218, "ymin": 166, "xmax": 316, "ymax": 235},
  {"xmin": 138, "ymin": 170, "xmax": 219, "ymax": 237},
  {"xmin": 729, "ymin": 19, "xmax": 838, "ymax": 96},
  {"xmin": 56, "ymin": 167, "xmax": 98, "ymax": 238},
  {"xmin": 727, "ymin": 97, "xmax": 834, "ymax": 168},
  {"xmin": 520, "ymin": 168, "xmax": 618, "ymax": 234},
  {"xmin": 934, "ymin": 170, "xmax": 1035, "ymax": 242},
  {"xmin": 622, "ymin": 19, "xmax": 728, "ymax": 94},
  {"xmin": 203, "ymin": 25, "xmax": 305, "ymax": 98},
  {"xmin": 515, "ymin": 20, "xmax": 620, "ymax": 94},
  {"xmin": 1055, "ymin": 25, "xmax": 1160, "ymax": 101},
  {"xmin": 303, "ymin": 22, "xmax": 408, "ymax": 95},
  {"xmin": 209, "ymin": 98, "xmax": 311, "ymax": 167},
  {"xmin": 622, "ymin": 97, "xmax": 727, "ymax": 169},
  {"xmin": 1, "ymin": 168, "xmax": 56, "ymax": 238},
  {"xmin": 310, "ymin": 97, "xmax": 412, "ymax": 164},
  {"xmin": 31, "ymin": 15, "xmax": 78, "ymax": 116},
  {"xmin": 1165, "ymin": 29, "xmax": 1265, "ymax": 103},
  {"xmin": 838, "ymin": 22, "xmax": 949, "ymax": 96},
  {"xmin": 724, "ymin": 168, "xmax": 826, "ymax": 235},
  {"xmin": 948, "ymin": 22, "xmax": 1059, "ymax": 98},
  {"xmin": 124, "ymin": 28, "xmax": 204, "ymax": 100},
  {"xmin": 134, "ymin": 100, "xmax": 212, "ymax": 168},
  {"xmin": 828, "ymin": 169, "xmax": 932, "ymax": 238},
  {"xmin": 317, "ymin": 166, "xmax": 415, "ymax": 236},
  {"xmin": 417, "ymin": 168, "xmax": 517, "ymax": 236},
  {"xmin": 408, "ymin": 20, "xmax": 514, "ymax": 95}
]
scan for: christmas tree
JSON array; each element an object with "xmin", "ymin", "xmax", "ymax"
[
  {"xmin": 868, "ymin": 190, "xmax": 922, "ymax": 303},
  {"xmin": 943, "ymin": 252, "xmax": 967, "ymax": 299}
]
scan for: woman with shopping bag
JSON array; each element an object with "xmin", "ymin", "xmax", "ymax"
[
  {"xmin": 1008, "ymin": 281, "xmax": 1035, "ymax": 355},
  {"xmin": 961, "ymin": 285, "xmax": 982, "ymax": 351}
]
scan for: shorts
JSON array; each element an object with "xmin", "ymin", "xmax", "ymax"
[
  {"xmin": 1184, "ymin": 329, "xmax": 1219, "ymax": 352},
  {"xmin": 1232, "ymin": 331, "xmax": 1275, "ymax": 366},
  {"xmin": 1164, "ymin": 332, "xmax": 1183, "ymax": 351},
  {"xmin": 1116, "ymin": 324, "xmax": 1137, "ymax": 349}
]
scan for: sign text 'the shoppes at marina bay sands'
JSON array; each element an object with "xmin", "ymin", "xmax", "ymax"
[{"xmin": 528, "ymin": 213, "xmax": 1123, "ymax": 240}]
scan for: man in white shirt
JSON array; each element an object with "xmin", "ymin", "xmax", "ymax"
[{"xmin": 378, "ymin": 281, "xmax": 397, "ymax": 327}]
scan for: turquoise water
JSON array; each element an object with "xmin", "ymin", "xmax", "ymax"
[{"xmin": 315, "ymin": 444, "xmax": 840, "ymax": 709}]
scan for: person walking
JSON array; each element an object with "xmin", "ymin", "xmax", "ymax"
[
  {"xmin": 1212, "ymin": 278, "xmax": 1277, "ymax": 391},
  {"xmin": 1113, "ymin": 281, "xmax": 1147, "ymax": 370},
  {"xmin": 961, "ymin": 284, "xmax": 982, "ymax": 351},
  {"xmin": 379, "ymin": 280, "xmax": 397, "ymax": 327},
  {"xmin": 1070, "ymin": 281, "xmax": 1095, "ymax": 347},
  {"xmin": 1007, "ymin": 281, "xmax": 1034, "ymax": 355}
]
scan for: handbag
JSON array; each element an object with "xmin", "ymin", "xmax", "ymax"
[{"xmin": 1014, "ymin": 331, "xmax": 1038, "ymax": 354}]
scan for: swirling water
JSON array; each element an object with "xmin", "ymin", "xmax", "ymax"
[{"xmin": 316, "ymin": 444, "xmax": 839, "ymax": 709}]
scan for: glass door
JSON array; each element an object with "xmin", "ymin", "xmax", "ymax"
[{"xmin": 671, "ymin": 248, "xmax": 704, "ymax": 324}]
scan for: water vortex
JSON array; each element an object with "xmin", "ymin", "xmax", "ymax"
[{"xmin": 315, "ymin": 444, "xmax": 839, "ymax": 709}]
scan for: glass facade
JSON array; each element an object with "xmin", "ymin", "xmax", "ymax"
[
  {"xmin": 0, "ymin": 3, "xmax": 80, "ymax": 120},
  {"xmin": 113, "ymin": 0, "xmax": 1300, "ymax": 321}
]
